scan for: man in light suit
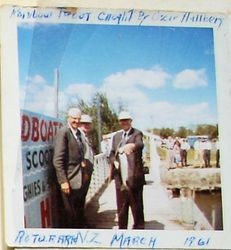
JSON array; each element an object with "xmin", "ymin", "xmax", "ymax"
[
  {"xmin": 109, "ymin": 111, "xmax": 145, "ymax": 229},
  {"xmin": 79, "ymin": 114, "xmax": 94, "ymax": 209},
  {"xmin": 53, "ymin": 107, "xmax": 88, "ymax": 228}
]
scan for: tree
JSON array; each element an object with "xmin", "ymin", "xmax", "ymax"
[
  {"xmin": 175, "ymin": 126, "xmax": 194, "ymax": 138},
  {"xmin": 195, "ymin": 124, "xmax": 218, "ymax": 139},
  {"xmin": 150, "ymin": 123, "xmax": 218, "ymax": 140},
  {"xmin": 92, "ymin": 93, "xmax": 120, "ymax": 134},
  {"xmin": 159, "ymin": 127, "xmax": 175, "ymax": 139},
  {"xmin": 74, "ymin": 92, "xmax": 120, "ymax": 153},
  {"xmin": 175, "ymin": 126, "xmax": 188, "ymax": 138}
]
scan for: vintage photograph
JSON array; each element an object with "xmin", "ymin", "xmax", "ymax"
[
  {"xmin": 1, "ymin": 5, "xmax": 230, "ymax": 249},
  {"xmin": 18, "ymin": 16, "xmax": 222, "ymax": 230}
]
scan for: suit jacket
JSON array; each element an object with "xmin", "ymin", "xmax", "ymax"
[
  {"xmin": 81, "ymin": 131, "xmax": 94, "ymax": 176},
  {"xmin": 109, "ymin": 127, "xmax": 145, "ymax": 189},
  {"xmin": 53, "ymin": 126, "xmax": 85, "ymax": 189}
]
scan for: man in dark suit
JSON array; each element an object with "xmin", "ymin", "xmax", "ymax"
[
  {"xmin": 109, "ymin": 111, "xmax": 145, "ymax": 229},
  {"xmin": 53, "ymin": 107, "xmax": 88, "ymax": 228}
]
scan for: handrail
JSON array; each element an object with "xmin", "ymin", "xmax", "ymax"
[{"xmin": 86, "ymin": 153, "xmax": 109, "ymax": 203}]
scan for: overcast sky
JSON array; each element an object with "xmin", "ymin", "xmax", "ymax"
[{"xmin": 18, "ymin": 22, "xmax": 218, "ymax": 131}]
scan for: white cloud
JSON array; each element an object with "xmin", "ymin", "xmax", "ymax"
[
  {"xmin": 101, "ymin": 67, "xmax": 171, "ymax": 112},
  {"xmin": 103, "ymin": 67, "xmax": 171, "ymax": 89},
  {"xmin": 131, "ymin": 101, "xmax": 216, "ymax": 130},
  {"xmin": 21, "ymin": 69, "xmax": 216, "ymax": 130},
  {"xmin": 173, "ymin": 69, "xmax": 208, "ymax": 89},
  {"xmin": 99, "ymin": 67, "xmax": 216, "ymax": 130},
  {"xmin": 26, "ymin": 74, "xmax": 46, "ymax": 84},
  {"xmin": 64, "ymin": 83, "xmax": 96, "ymax": 102},
  {"xmin": 21, "ymin": 75, "xmax": 56, "ymax": 116},
  {"xmin": 57, "ymin": 83, "xmax": 97, "ymax": 112},
  {"xmin": 21, "ymin": 75, "xmax": 97, "ymax": 117}
]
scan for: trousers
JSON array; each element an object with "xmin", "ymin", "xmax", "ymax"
[
  {"xmin": 61, "ymin": 188, "xmax": 87, "ymax": 228},
  {"xmin": 115, "ymin": 185, "xmax": 144, "ymax": 229}
]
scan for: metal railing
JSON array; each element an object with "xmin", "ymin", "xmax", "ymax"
[{"xmin": 86, "ymin": 153, "xmax": 109, "ymax": 203}]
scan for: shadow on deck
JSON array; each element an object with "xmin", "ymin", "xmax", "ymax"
[{"xmin": 84, "ymin": 173, "xmax": 203, "ymax": 230}]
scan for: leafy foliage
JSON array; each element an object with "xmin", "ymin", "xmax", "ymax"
[
  {"xmin": 151, "ymin": 124, "xmax": 218, "ymax": 139},
  {"xmin": 69, "ymin": 92, "xmax": 120, "ymax": 153}
]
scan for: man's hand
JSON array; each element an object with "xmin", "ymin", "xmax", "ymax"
[{"xmin": 61, "ymin": 182, "xmax": 71, "ymax": 194}]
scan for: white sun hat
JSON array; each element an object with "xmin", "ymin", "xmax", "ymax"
[
  {"xmin": 118, "ymin": 111, "xmax": 132, "ymax": 120},
  {"xmin": 80, "ymin": 114, "xmax": 92, "ymax": 123}
]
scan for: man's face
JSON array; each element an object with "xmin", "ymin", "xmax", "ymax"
[
  {"xmin": 80, "ymin": 123, "xmax": 92, "ymax": 135},
  {"xmin": 68, "ymin": 113, "xmax": 81, "ymax": 130},
  {"xmin": 119, "ymin": 119, "xmax": 132, "ymax": 131}
]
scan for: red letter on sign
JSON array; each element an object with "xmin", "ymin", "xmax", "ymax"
[
  {"xmin": 47, "ymin": 121, "xmax": 54, "ymax": 141},
  {"xmin": 40, "ymin": 119, "xmax": 47, "ymax": 142},
  {"xmin": 21, "ymin": 115, "xmax": 30, "ymax": 142},
  {"xmin": 31, "ymin": 117, "xmax": 39, "ymax": 142},
  {"xmin": 40, "ymin": 197, "xmax": 51, "ymax": 228}
]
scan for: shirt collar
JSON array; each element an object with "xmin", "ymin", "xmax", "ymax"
[
  {"xmin": 123, "ymin": 128, "xmax": 132, "ymax": 137},
  {"xmin": 68, "ymin": 122, "xmax": 79, "ymax": 139}
]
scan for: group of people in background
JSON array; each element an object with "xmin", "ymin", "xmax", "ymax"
[
  {"xmin": 164, "ymin": 136, "xmax": 220, "ymax": 169},
  {"xmin": 52, "ymin": 108, "xmax": 145, "ymax": 230},
  {"xmin": 165, "ymin": 136, "xmax": 190, "ymax": 169},
  {"xmin": 194, "ymin": 137, "xmax": 220, "ymax": 168}
]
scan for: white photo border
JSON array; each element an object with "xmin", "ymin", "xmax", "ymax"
[{"xmin": 1, "ymin": 4, "xmax": 231, "ymax": 249}]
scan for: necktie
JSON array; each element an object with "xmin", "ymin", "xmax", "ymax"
[
  {"xmin": 76, "ymin": 129, "xmax": 84, "ymax": 158},
  {"xmin": 76, "ymin": 129, "xmax": 82, "ymax": 142},
  {"xmin": 121, "ymin": 132, "xmax": 127, "ymax": 146}
]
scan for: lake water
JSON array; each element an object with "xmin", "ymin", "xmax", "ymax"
[{"xmin": 194, "ymin": 190, "xmax": 223, "ymax": 230}]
